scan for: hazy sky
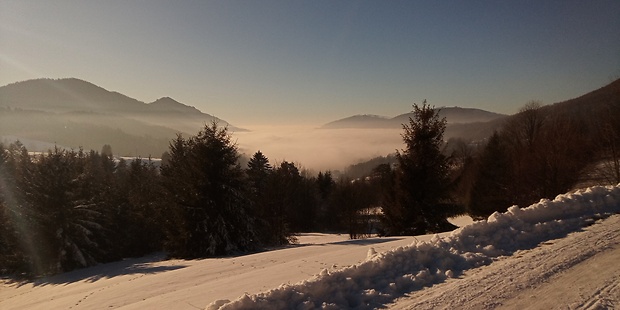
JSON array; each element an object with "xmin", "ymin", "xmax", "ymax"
[{"xmin": 1, "ymin": 1, "xmax": 619, "ymax": 127}]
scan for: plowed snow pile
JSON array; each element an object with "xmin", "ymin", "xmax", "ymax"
[{"xmin": 211, "ymin": 185, "xmax": 620, "ymax": 309}]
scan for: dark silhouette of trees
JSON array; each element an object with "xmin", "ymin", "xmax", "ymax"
[
  {"xmin": 270, "ymin": 162, "xmax": 316, "ymax": 236},
  {"xmin": 160, "ymin": 123, "xmax": 256, "ymax": 258},
  {"xmin": 0, "ymin": 141, "xmax": 168, "ymax": 277},
  {"xmin": 596, "ymin": 106, "xmax": 620, "ymax": 184},
  {"xmin": 381, "ymin": 102, "xmax": 457, "ymax": 235},
  {"xmin": 113, "ymin": 158, "xmax": 164, "ymax": 257},
  {"xmin": 492, "ymin": 101, "xmax": 592, "ymax": 208},
  {"xmin": 465, "ymin": 101, "xmax": 597, "ymax": 217},
  {"xmin": 344, "ymin": 154, "xmax": 397, "ymax": 180},
  {"xmin": 15, "ymin": 148, "xmax": 109, "ymax": 274},
  {"xmin": 101, "ymin": 144, "xmax": 113, "ymax": 157},
  {"xmin": 245, "ymin": 151, "xmax": 294, "ymax": 246},
  {"xmin": 330, "ymin": 178, "xmax": 378, "ymax": 239},
  {"xmin": 315, "ymin": 171, "xmax": 337, "ymax": 231},
  {"xmin": 247, "ymin": 151, "xmax": 272, "ymax": 194},
  {"xmin": 0, "ymin": 142, "xmax": 28, "ymax": 274},
  {"xmin": 501, "ymin": 101, "xmax": 548, "ymax": 205},
  {"xmin": 466, "ymin": 131, "xmax": 512, "ymax": 219}
]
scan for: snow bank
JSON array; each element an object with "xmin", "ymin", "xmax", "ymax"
[{"xmin": 208, "ymin": 185, "xmax": 620, "ymax": 310}]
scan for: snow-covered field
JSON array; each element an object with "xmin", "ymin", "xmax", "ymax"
[{"xmin": 1, "ymin": 185, "xmax": 619, "ymax": 310}]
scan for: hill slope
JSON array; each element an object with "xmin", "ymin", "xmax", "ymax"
[
  {"xmin": 0, "ymin": 78, "xmax": 244, "ymax": 156},
  {"xmin": 0, "ymin": 78, "xmax": 142, "ymax": 112},
  {"xmin": 542, "ymin": 77, "xmax": 620, "ymax": 120}
]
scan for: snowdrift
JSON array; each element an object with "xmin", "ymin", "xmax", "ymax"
[{"xmin": 208, "ymin": 184, "xmax": 620, "ymax": 310}]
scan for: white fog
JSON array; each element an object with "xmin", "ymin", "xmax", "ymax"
[{"xmin": 235, "ymin": 126, "xmax": 403, "ymax": 172}]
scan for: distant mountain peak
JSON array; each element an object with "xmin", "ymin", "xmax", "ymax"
[
  {"xmin": 149, "ymin": 97, "xmax": 202, "ymax": 114},
  {"xmin": 152, "ymin": 96, "xmax": 177, "ymax": 103}
]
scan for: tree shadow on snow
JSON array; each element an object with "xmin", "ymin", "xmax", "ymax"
[
  {"xmin": 325, "ymin": 237, "xmax": 405, "ymax": 246},
  {"xmin": 9, "ymin": 253, "xmax": 189, "ymax": 287}
]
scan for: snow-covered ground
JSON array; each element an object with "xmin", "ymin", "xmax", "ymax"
[
  {"xmin": 388, "ymin": 214, "xmax": 620, "ymax": 309},
  {"xmin": 1, "ymin": 185, "xmax": 618, "ymax": 310}
]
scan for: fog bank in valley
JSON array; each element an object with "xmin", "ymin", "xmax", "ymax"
[{"xmin": 235, "ymin": 126, "xmax": 403, "ymax": 172}]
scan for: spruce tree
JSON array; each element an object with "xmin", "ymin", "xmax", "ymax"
[
  {"xmin": 246, "ymin": 151, "xmax": 272, "ymax": 194},
  {"xmin": 382, "ymin": 102, "xmax": 456, "ymax": 235},
  {"xmin": 161, "ymin": 122, "xmax": 256, "ymax": 258},
  {"xmin": 246, "ymin": 151, "xmax": 281, "ymax": 245}
]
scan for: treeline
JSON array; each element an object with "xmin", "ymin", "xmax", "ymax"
[
  {"xmin": 459, "ymin": 101, "xmax": 620, "ymax": 218},
  {"xmin": 0, "ymin": 144, "xmax": 163, "ymax": 276},
  {"xmin": 345, "ymin": 100, "xmax": 619, "ymax": 223}
]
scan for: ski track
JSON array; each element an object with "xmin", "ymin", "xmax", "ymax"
[{"xmin": 388, "ymin": 215, "xmax": 620, "ymax": 310}]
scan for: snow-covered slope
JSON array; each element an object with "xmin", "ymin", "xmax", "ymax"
[
  {"xmin": 389, "ymin": 214, "xmax": 620, "ymax": 309},
  {"xmin": 211, "ymin": 185, "xmax": 620, "ymax": 309},
  {"xmin": 0, "ymin": 185, "xmax": 618, "ymax": 310}
]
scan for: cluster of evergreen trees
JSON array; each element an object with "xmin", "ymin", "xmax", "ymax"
[
  {"xmin": 0, "ymin": 143, "xmax": 163, "ymax": 276},
  {"xmin": 0, "ymin": 123, "xmax": 380, "ymax": 277}
]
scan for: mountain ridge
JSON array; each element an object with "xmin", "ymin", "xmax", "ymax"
[
  {"xmin": 322, "ymin": 106, "xmax": 507, "ymax": 129},
  {"xmin": 0, "ymin": 78, "xmax": 225, "ymax": 117},
  {"xmin": 0, "ymin": 78, "xmax": 245, "ymax": 157}
]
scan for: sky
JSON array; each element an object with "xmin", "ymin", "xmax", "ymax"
[{"xmin": 1, "ymin": 1, "xmax": 619, "ymax": 127}]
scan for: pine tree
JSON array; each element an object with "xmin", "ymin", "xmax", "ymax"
[
  {"xmin": 382, "ymin": 102, "xmax": 457, "ymax": 235},
  {"xmin": 161, "ymin": 122, "xmax": 256, "ymax": 258},
  {"xmin": 246, "ymin": 151, "xmax": 272, "ymax": 194},
  {"xmin": 246, "ymin": 151, "xmax": 282, "ymax": 245}
]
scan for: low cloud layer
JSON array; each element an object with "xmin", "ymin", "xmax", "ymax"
[{"xmin": 235, "ymin": 127, "xmax": 404, "ymax": 172}]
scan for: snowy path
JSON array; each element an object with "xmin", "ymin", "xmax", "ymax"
[{"xmin": 389, "ymin": 215, "xmax": 620, "ymax": 310}]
